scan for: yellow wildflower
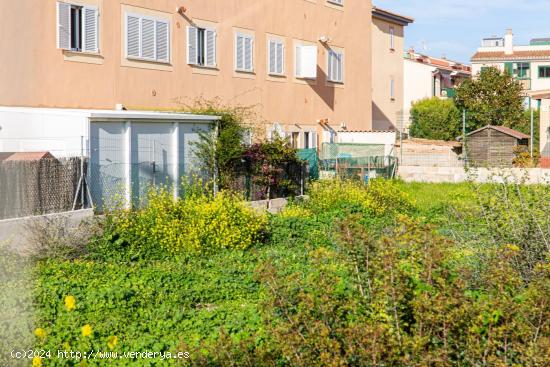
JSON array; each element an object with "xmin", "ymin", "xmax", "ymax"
[
  {"xmin": 107, "ymin": 335, "xmax": 118, "ymax": 350},
  {"xmin": 505, "ymin": 244, "xmax": 520, "ymax": 252},
  {"xmin": 32, "ymin": 356, "xmax": 42, "ymax": 367},
  {"xmin": 81, "ymin": 324, "xmax": 92, "ymax": 337},
  {"xmin": 64, "ymin": 295, "xmax": 76, "ymax": 311},
  {"xmin": 34, "ymin": 328, "xmax": 46, "ymax": 340}
]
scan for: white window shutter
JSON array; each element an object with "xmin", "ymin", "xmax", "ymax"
[
  {"xmin": 83, "ymin": 6, "xmax": 99, "ymax": 53},
  {"xmin": 205, "ymin": 29, "xmax": 216, "ymax": 67},
  {"xmin": 299, "ymin": 45, "xmax": 317, "ymax": 78},
  {"xmin": 141, "ymin": 18, "xmax": 155, "ymax": 59},
  {"xmin": 295, "ymin": 46, "xmax": 302, "ymax": 77},
  {"xmin": 328, "ymin": 51, "xmax": 333, "ymax": 80},
  {"xmin": 187, "ymin": 26, "xmax": 198, "ymax": 64},
  {"xmin": 57, "ymin": 2, "xmax": 71, "ymax": 50},
  {"xmin": 244, "ymin": 36, "xmax": 253, "ymax": 71},
  {"xmin": 269, "ymin": 41, "xmax": 276, "ymax": 74},
  {"xmin": 311, "ymin": 132, "xmax": 317, "ymax": 148},
  {"xmin": 277, "ymin": 42, "xmax": 284, "ymax": 74},
  {"xmin": 156, "ymin": 21, "xmax": 169, "ymax": 62},
  {"xmin": 236, "ymin": 35, "xmax": 244, "ymax": 70},
  {"xmin": 127, "ymin": 15, "xmax": 140, "ymax": 58},
  {"xmin": 337, "ymin": 53, "xmax": 343, "ymax": 82}
]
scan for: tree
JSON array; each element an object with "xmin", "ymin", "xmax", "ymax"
[
  {"xmin": 409, "ymin": 97, "xmax": 461, "ymax": 141},
  {"xmin": 455, "ymin": 67, "xmax": 524, "ymax": 131}
]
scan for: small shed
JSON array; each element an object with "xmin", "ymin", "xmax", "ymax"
[{"xmin": 459, "ymin": 125, "xmax": 529, "ymax": 167}]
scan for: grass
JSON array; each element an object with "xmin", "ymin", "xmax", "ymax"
[{"xmin": 25, "ymin": 180, "xmax": 547, "ymax": 366}]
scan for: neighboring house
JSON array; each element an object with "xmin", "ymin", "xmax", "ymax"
[
  {"xmin": 471, "ymin": 29, "xmax": 550, "ymax": 107},
  {"xmin": 530, "ymin": 91, "xmax": 550, "ymax": 168},
  {"xmin": 460, "ymin": 125, "xmax": 529, "ymax": 167},
  {"xmin": 403, "ymin": 51, "xmax": 471, "ymax": 131},
  {"xmin": 0, "ymin": 0, "xmax": 374, "ymax": 150},
  {"xmin": 471, "ymin": 29, "xmax": 550, "ymax": 168},
  {"xmin": 371, "ymin": 6, "xmax": 414, "ymax": 131}
]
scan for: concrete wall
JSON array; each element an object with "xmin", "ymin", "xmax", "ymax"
[
  {"xmin": 0, "ymin": 209, "xmax": 94, "ymax": 254},
  {"xmin": 371, "ymin": 17, "xmax": 405, "ymax": 130},
  {"xmin": 398, "ymin": 166, "xmax": 550, "ymax": 184},
  {"xmin": 338, "ymin": 131, "xmax": 396, "ymax": 156},
  {"xmin": 0, "ymin": 0, "xmax": 373, "ymax": 133}
]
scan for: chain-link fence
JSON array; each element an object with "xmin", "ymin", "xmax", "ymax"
[
  {"xmin": 319, "ymin": 143, "xmax": 397, "ymax": 180},
  {"xmin": 0, "ymin": 157, "xmax": 85, "ymax": 220}
]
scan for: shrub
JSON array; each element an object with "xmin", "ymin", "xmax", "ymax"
[
  {"xmin": 306, "ymin": 178, "xmax": 414, "ymax": 217},
  {"xmin": 409, "ymin": 97, "xmax": 461, "ymax": 141},
  {"xmin": 91, "ymin": 188, "xmax": 267, "ymax": 260},
  {"xmin": 25, "ymin": 216, "xmax": 101, "ymax": 260}
]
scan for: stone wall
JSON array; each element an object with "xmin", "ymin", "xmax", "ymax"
[
  {"xmin": 0, "ymin": 209, "xmax": 94, "ymax": 254},
  {"xmin": 398, "ymin": 166, "xmax": 550, "ymax": 184}
]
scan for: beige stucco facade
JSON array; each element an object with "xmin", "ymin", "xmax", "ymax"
[
  {"xmin": 371, "ymin": 8, "xmax": 412, "ymax": 131},
  {"xmin": 0, "ymin": 0, "xmax": 373, "ymax": 145}
]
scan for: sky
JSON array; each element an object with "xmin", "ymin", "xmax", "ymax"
[{"xmin": 373, "ymin": 0, "xmax": 550, "ymax": 64}]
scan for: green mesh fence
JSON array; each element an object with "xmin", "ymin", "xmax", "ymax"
[
  {"xmin": 298, "ymin": 148, "xmax": 319, "ymax": 180},
  {"xmin": 319, "ymin": 143, "xmax": 397, "ymax": 180}
]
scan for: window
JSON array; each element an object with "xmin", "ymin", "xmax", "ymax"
[
  {"xmin": 390, "ymin": 26, "xmax": 395, "ymax": 50},
  {"xmin": 328, "ymin": 49, "xmax": 343, "ymax": 83},
  {"xmin": 303, "ymin": 131, "xmax": 317, "ymax": 149},
  {"xmin": 328, "ymin": 0, "xmax": 344, "ymax": 6},
  {"xmin": 514, "ymin": 62, "xmax": 530, "ymax": 79},
  {"xmin": 295, "ymin": 44, "xmax": 317, "ymax": 78},
  {"xmin": 290, "ymin": 132, "xmax": 300, "ymax": 149},
  {"xmin": 539, "ymin": 66, "xmax": 550, "ymax": 78},
  {"xmin": 268, "ymin": 39, "xmax": 285, "ymax": 75},
  {"xmin": 187, "ymin": 26, "xmax": 216, "ymax": 67},
  {"xmin": 57, "ymin": 2, "xmax": 98, "ymax": 53},
  {"xmin": 235, "ymin": 33, "xmax": 254, "ymax": 72},
  {"xmin": 125, "ymin": 13, "xmax": 169, "ymax": 63},
  {"xmin": 390, "ymin": 78, "xmax": 395, "ymax": 100}
]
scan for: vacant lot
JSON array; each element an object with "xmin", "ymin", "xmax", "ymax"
[{"xmin": 5, "ymin": 180, "xmax": 548, "ymax": 366}]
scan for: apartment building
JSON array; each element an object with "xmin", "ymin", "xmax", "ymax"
[
  {"xmin": 403, "ymin": 50, "xmax": 471, "ymax": 131},
  {"xmin": 471, "ymin": 29, "xmax": 550, "ymax": 99},
  {"xmin": 371, "ymin": 6, "xmax": 413, "ymax": 130},
  {"xmin": 471, "ymin": 29, "xmax": 550, "ymax": 167},
  {"xmin": 0, "ymin": 0, "xmax": 373, "ymax": 149}
]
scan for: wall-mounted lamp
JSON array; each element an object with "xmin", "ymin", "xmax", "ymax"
[
  {"xmin": 318, "ymin": 36, "xmax": 331, "ymax": 44},
  {"xmin": 177, "ymin": 6, "xmax": 187, "ymax": 15}
]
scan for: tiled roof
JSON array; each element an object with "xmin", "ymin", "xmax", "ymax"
[
  {"xmin": 396, "ymin": 138, "xmax": 462, "ymax": 148},
  {"xmin": 372, "ymin": 6, "xmax": 414, "ymax": 25},
  {"xmin": 472, "ymin": 50, "xmax": 550, "ymax": 61},
  {"xmin": 0, "ymin": 152, "xmax": 56, "ymax": 161},
  {"xmin": 460, "ymin": 125, "xmax": 530, "ymax": 140}
]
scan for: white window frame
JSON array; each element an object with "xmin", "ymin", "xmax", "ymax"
[
  {"xmin": 328, "ymin": 0, "xmax": 344, "ymax": 6},
  {"xmin": 125, "ymin": 12, "xmax": 170, "ymax": 63},
  {"xmin": 57, "ymin": 2, "xmax": 99, "ymax": 53},
  {"xmin": 235, "ymin": 33, "xmax": 254, "ymax": 72},
  {"xmin": 390, "ymin": 78, "xmax": 395, "ymax": 100},
  {"xmin": 327, "ymin": 49, "xmax": 344, "ymax": 83},
  {"xmin": 390, "ymin": 26, "xmax": 395, "ymax": 50},
  {"xmin": 187, "ymin": 25, "xmax": 217, "ymax": 68},
  {"xmin": 268, "ymin": 39, "xmax": 285, "ymax": 76}
]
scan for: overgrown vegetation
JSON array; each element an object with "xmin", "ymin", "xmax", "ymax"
[
  {"xmin": 409, "ymin": 97, "xmax": 462, "ymax": 141},
  {"xmin": 184, "ymin": 98, "xmax": 304, "ymax": 198},
  {"xmin": 455, "ymin": 67, "xmax": 525, "ymax": 131},
  {"xmin": 26, "ymin": 178, "xmax": 550, "ymax": 366}
]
